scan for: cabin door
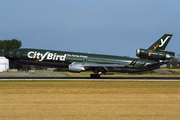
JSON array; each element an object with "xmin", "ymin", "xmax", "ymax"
[
  {"xmin": 16, "ymin": 51, "xmax": 20, "ymax": 58},
  {"xmin": 83, "ymin": 57, "xmax": 88, "ymax": 64}
]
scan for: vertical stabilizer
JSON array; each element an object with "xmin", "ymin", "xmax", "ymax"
[{"xmin": 148, "ymin": 34, "xmax": 173, "ymax": 51}]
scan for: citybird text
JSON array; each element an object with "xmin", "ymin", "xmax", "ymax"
[{"xmin": 27, "ymin": 51, "xmax": 66, "ymax": 61}]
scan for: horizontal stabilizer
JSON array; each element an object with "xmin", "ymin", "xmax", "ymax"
[{"xmin": 146, "ymin": 61, "xmax": 169, "ymax": 68}]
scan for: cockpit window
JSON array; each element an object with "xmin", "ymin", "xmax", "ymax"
[{"xmin": 9, "ymin": 51, "xmax": 14, "ymax": 54}]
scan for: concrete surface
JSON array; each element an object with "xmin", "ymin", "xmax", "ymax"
[{"xmin": 0, "ymin": 72, "xmax": 67, "ymax": 77}]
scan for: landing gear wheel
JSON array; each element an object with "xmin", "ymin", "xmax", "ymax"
[
  {"xmin": 96, "ymin": 74, "xmax": 100, "ymax": 78},
  {"xmin": 90, "ymin": 74, "xmax": 94, "ymax": 78},
  {"xmin": 90, "ymin": 74, "xmax": 100, "ymax": 78}
]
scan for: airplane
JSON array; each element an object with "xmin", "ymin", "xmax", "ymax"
[{"xmin": 4, "ymin": 34, "xmax": 175, "ymax": 78}]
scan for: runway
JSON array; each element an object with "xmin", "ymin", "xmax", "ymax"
[{"xmin": 0, "ymin": 77, "xmax": 180, "ymax": 81}]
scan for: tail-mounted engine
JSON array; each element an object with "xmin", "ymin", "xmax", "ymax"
[{"xmin": 136, "ymin": 49, "xmax": 175, "ymax": 60}]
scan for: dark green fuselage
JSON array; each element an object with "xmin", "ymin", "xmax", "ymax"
[{"xmin": 5, "ymin": 48, "xmax": 159, "ymax": 73}]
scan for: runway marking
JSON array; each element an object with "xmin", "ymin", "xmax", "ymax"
[{"xmin": 47, "ymin": 73, "xmax": 50, "ymax": 77}]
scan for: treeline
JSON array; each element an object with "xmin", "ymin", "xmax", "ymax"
[
  {"xmin": 0, "ymin": 39, "xmax": 23, "ymax": 69},
  {"xmin": 168, "ymin": 59, "xmax": 180, "ymax": 69},
  {"xmin": 0, "ymin": 39, "xmax": 22, "ymax": 56}
]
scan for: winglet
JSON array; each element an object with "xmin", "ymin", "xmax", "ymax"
[{"xmin": 148, "ymin": 34, "xmax": 173, "ymax": 51}]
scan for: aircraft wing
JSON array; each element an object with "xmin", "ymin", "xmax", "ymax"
[
  {"xmin": 68, "ymin": 62, "xmax": 125, "ymax": 73},
  {"xmin": 84, "ymin": 63, "xmax": 125, "ymax": 68}
]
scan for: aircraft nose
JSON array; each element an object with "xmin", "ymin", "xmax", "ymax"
[
  {"xmin": 4, "ymin": 51, "xmax": 14, "ymax": 59},
  {"xmin": 4, "ymin": 52, "xmax": 9, "ymax": 59}
]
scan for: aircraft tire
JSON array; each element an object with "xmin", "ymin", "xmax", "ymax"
[
  {"xmin": 90, "ymin": 74, "xmax": 94, "ymax": 78},
  {"xmin": 96, "ymin": 74, "xmax": 100, "ymax": 78},
  {"xmin": 90, "ymin": 74, "xmax": 100, "ymax": 78}
]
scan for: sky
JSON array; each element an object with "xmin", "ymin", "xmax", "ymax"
[{"xmin": 0, "ymin": 0, "xmax": 180, "ymax": 58}]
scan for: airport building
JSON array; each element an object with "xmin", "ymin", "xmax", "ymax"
[{"xmin": 0, "ymin": 56, "xmax": 9, "ymax": 72}]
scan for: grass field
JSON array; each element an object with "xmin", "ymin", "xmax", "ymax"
[{"xmin": 0, "ymin": 81, "xmax": 180, "ymax": 120}]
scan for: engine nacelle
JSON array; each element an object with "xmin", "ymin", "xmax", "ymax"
[
  {"xmin": 68, "ymin": 63, "xmax": 85, "ymax": 73},
  {"xmin": 136, "ymin": 49, "xmax": 175, "ymax": 60}
]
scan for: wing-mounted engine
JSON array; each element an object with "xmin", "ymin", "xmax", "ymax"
[
  {"xmin": 68, "ymin": 62, "xmax": 85, "ymax": 73},
  {"xmin": 136, "ymin": 49, "xmax": 175, "ymax": 60}
]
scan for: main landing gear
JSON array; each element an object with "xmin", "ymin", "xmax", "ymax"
[
  {"xmin": 90, "ymin": 68, "xmax": 106, "ymax": 78},
  {"xmin": 90, "ymin": 74, "xmax": 100, "ymax": 78}
]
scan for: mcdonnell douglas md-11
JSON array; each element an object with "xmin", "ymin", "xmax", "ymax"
[{"xmin": 5, "ymin": 34, "xmax": 175, "ymax": 78}]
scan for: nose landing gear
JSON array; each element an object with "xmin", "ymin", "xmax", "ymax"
[{"xmin": 25, "ymin": 65, "xmax": 29, "ymax": 73}]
